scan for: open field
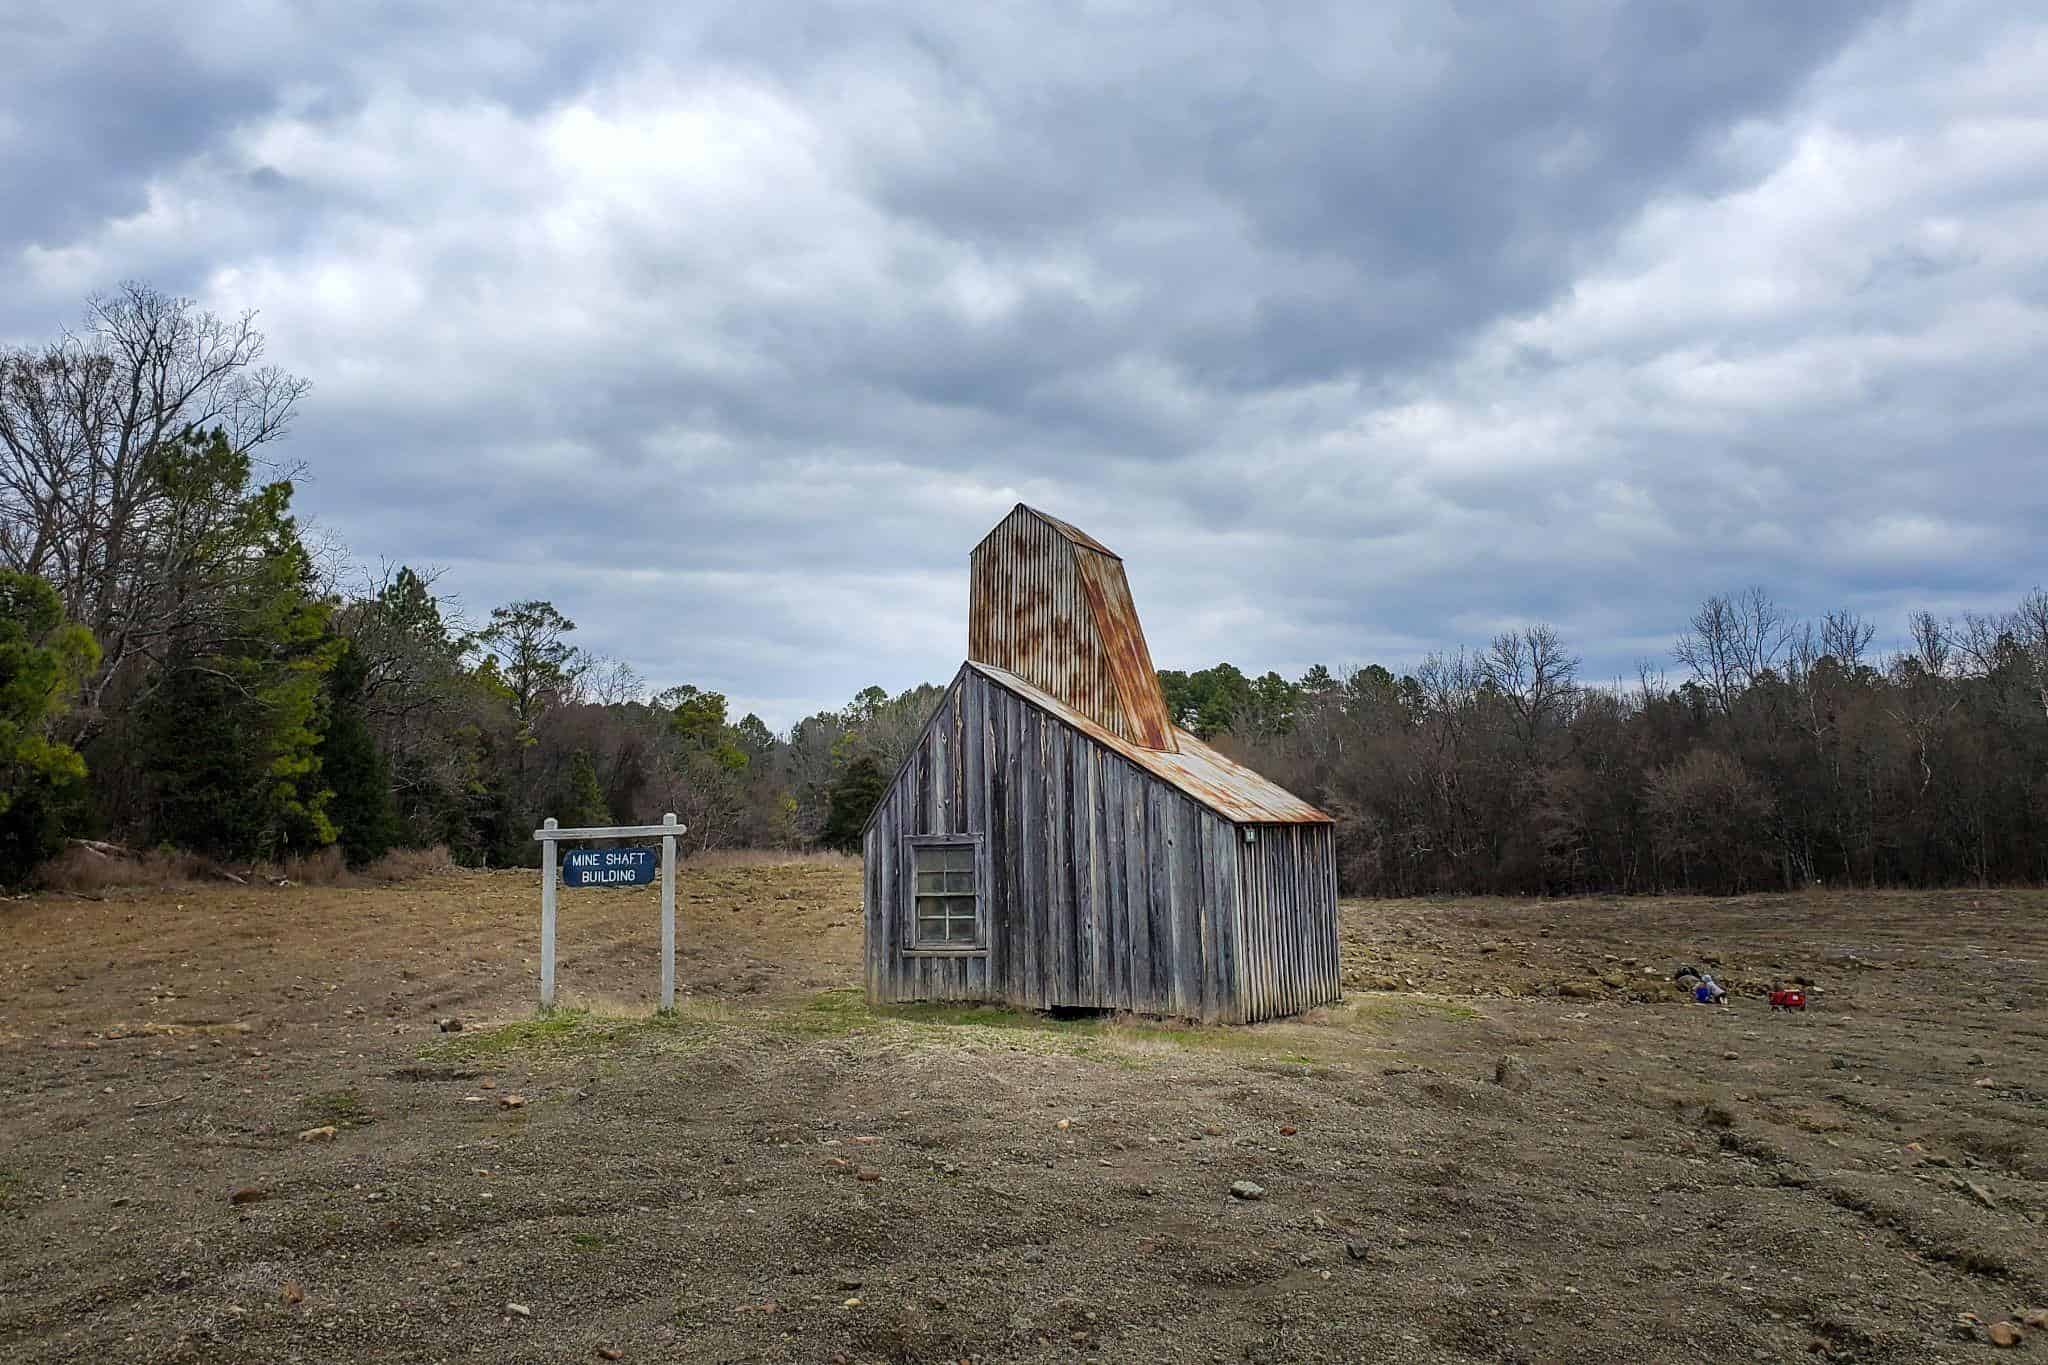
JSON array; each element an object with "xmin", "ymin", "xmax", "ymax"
[{"xmin": 2, "ymin": 865, "xmax": 2045, "ymax": 1364}]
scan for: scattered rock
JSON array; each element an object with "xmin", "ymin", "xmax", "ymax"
[
  {"xmin": 498, "ymin": 1095, "xmax": 526, "ymax": 1110},
  {"xmin": 856, "ymin": 1167, "xmax": 882, "ymax": 1182},
  {"xmin": 1228, "ymin": 1180, "xmax": 1265, "ymax": 1201},
  {"xmin": 1559, "ymin": 981, "xmax": 1602, "ymax": 1000},
  {"xmin": 1952, "ymin": 1177, "xmax": 1998, "ymax": 1209},
  {"xmin": 1344, "ymin": 1242, "xmax": 1370, "ymax": 1262},
  {"xmin": 436, "ymin": 1018, "xmax": 463, "ymax": 1033},
  {"xmin": 1493, "ymin": 1055, "xmax": 1533, "ymax": 1093},
  {"xmin": 2023, "ymin": 1310, "xmax": 2048, "ymax": 1330},
  {"xmin": 228, "ymin": 1186, "xmax": 270, "ymax": 1205},
  {"xmin": 1987, "ymin": 1321, "xmax": 2022, "ymax": 1348},
  {"xmin": 835, "ymin": 1272, "xmax": 863, "ymax": 1291},
  {"xmin": 1056, "ymin": 1118, "xmax": 1072, "ymax": 1130},
  {"xmin": 298, "ymin": 1125, "xmax": 338, "ymax": 1143},
  {"xmin": 1203, "ymin": 1124, "xmax": 1223, "ymax": 1137},
  {"xmin": 506, "ymin": 1302, "xmax": 532, "ymax": 1318},
  {"xmin": 596, "ymin": 1347, "xmax": 623, "ymax": 1360},
  {"xmin": 281, "ymin": 1280, "xmax": 304, "ymax": 1305}
]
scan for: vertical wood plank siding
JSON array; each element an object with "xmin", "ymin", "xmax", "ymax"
[
  {"xmin": 865, "ymin": 668, "xmax": 1339, "ymax": 1021},
  {"xmin": 1233, "ymin": 823, "xmax": 1343, "ymax": 1022}
]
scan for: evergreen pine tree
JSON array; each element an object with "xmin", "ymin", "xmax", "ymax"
[
  {"xmin": 319, "ymin": 641, "xmax": 399, "ymax": 867},
  {"xmin": 133, "ymin": 429, "xmax": 339, "ymax": 858},
  {"xmin": 0, "ymin": 573, "xmax": 99, "ymax": 882},
  {"xmin": 819, "ymin": 753, "xmax": 887, "ymax": 853},
  {"xmin": 557, "ymin": 750, "xmax": 611, "ymax": 828}
]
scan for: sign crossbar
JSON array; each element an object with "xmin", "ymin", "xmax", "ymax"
[{"xmin": 533, "ymin": 813, "xmax": 687, "ymax": 1010}]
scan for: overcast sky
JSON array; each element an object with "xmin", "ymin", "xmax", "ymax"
[{"xmin": 4, "ymin": 1, "xmax": 2044, "ymax": 728}]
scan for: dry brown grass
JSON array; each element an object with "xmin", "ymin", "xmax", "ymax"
[
  {"xmin": 687, "ymin": 847, "xmax": 859, "ymax": 869},
  {"xmin": 34, "ymin": 845, "xmax": 221, "ymax": 894},
  {"xmin": 34, "ymin": 842, "xmax": 472, "ymax": 894},
  {"xmin": 279, "ymin": 845, "xmax": 350, "ymax": 885},
  {"xmin": 359, "ymin": 845, "xmax": 466, "ymax": 882}
]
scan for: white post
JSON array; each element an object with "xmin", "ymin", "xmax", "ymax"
[
  {"xmin": 659, "ymin": 812, "xmax": 678, "ymax": 1010},
  {"xmin": 540, "ymin": 817, "xmax": 558, "ymax": 1009}
]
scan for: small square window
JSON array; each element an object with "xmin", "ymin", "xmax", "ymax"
[{"xmin": 908, "ymin": 840, "xmax": 982, "ymax": 951}]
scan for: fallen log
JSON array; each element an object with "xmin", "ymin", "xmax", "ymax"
[{"xmin": 66, "ymin": 838, "xmax": 138, "ymax": 860}]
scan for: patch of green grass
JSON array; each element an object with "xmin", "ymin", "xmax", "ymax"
[
  {"xmin": 881, "ymin": 1000, "xmax": 1087, "ymax": 1030},
  {"xmin": 0, "ymin": 1169, "xmax": 18, "ymax": 1205},
  {"xmin": 778, "ymin": 988, "xmax": 875, "ymax": 1037},
  {"xmin": 571, "ymin": 1232, "xmax": 605, "ymax": 1250},
  {"xmin": 785, "ymin": 990, "xmax": 1102, "ymax": 1038},
  {"xmin": 423, "ymin": 1005, "xmax": 718, "ymax": 1062},
  {"xmin": 302, "ymin": 1088, "xmax": 372, "ymax": 1127}
]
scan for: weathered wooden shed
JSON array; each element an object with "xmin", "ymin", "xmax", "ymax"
[{"xmin": 861, "ymin": 504, "xmax": 1341, "ymax": 1023}]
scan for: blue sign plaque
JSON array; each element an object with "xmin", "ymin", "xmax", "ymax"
[{"xmin": 560, "ymin": 846, "xmax": 657, "ymax": 887}]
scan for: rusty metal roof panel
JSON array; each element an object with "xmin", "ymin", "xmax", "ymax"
[
  {"xmin": 1027, "ymin": 506, "xmax": 1121, "ymax": 559},
  {"xmin": 1072, "ymin": 548, "xmax": 1174, "ymax": 749},
  {"xmin": 968, "ymin": 662, "xmax": 1334, "ymax": 825}
]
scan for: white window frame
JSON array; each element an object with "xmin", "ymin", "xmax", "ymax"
[{"xmin": 901, "ymin": 834, "xmax": 986, "ymax": 955}]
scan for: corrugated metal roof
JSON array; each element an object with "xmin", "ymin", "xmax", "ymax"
[
  {"xmin": 967, "ymin": 504, "xmax": 1174, "ymax": 750},
  {"xmin": 967, "ymin": 662, "xmax": 1334, "ymax": 825},
  {"xmin": 1071, "ymin": 548, "xmax": 1173, "ymax": 749},
  {"xmin": 1027, "ymin": 506, "xmax": 1122, "ymax": 559}
]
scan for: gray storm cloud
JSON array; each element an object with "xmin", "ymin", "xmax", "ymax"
[{"xmin": 4, "ymin": 0, "xmax": 2043, "ymax": 725}]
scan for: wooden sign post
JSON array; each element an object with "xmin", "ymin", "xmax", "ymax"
[{"xmin": 533, "ymin": 812, "xmax": 686, "ymax": 1010}]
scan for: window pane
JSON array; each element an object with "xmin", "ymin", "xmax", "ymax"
[{"xmin": 910, "ymin": 843, "xmax": 978, "ymax": 947}]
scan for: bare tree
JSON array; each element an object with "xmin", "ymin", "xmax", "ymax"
[
  {"xmin": 590, "ymin": 657, "xmax": 647, "ymax": 707},
  {"xmin": 1672, "ymin": 587, "xmax": 1795, "ymax": 711},
  {"xmin": 1820, "ymin": 608, "xmax": 1875, "ymax": 668},
  {"xmin": 1479, "ymin": 624, "xmax": 1580, "ymax": 758},
  {"xmin": 0, "ymin": 284, "xmax": 310, "ymax": 734},
  {"xmin": 1948, "ymin": 586, "xmax": 2048, "ymax": 723}
]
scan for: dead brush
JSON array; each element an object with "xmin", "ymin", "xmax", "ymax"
[
  {"xmin": 35, "ymin": 840, "xmax": 472, "ymax": 894},
  {"xmin": 687, "ymin": 848, "xmax": 860, "ymax": 870},
  {"xmin": 358, "ymin": 845, "xmax": 464, "ymax": 883},
  {"xmin": 34, "ymin": 844, "xmax": 223, "ymax": 894},
  {"xmin": 278, "ymin": 845, "xmax": 350, "ymax": 885}
]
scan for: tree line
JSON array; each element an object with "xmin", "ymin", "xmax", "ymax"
[
  {"xmin": 1183, "ymin": 589, "xmax": 2048, "ymax": 895},
  {"xmin": 0, "ymin": 285, "xmax": 936, "ymax": 881},
  {"xmin": 3, "ymin": 285, "xmax": 2042, "ymax": 894}
]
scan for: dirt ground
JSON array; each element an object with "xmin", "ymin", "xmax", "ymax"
[{"xmin": 2, "ymin": 862, "xmax": 2044, "ymax": 1364}]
